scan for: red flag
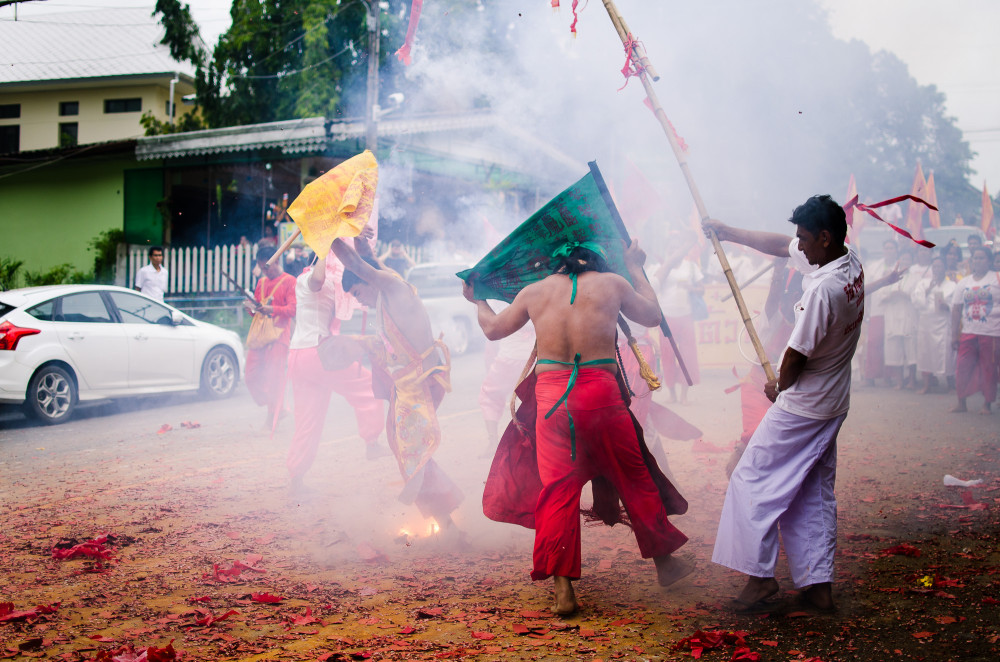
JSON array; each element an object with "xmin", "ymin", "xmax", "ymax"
[
  {"xmin": 982, "ymin": 182, "xmax": 994, "ymax": 238},
  {"xmin": 843, "ymin": 174, "xmax": 864, "ymax": 244},
  {"xmin": 926, "ymin": 171, "xmax": 940, "ymax": 229},
  {"xmin": 616, "ymin": 158, "xmax": 664, "ymax": 235},
  {"xmin": 394, "ymin": 0, "xmax": 424, "ymax": 66},
  {"xmin": 905, "ymin": 164, "xmax": 927, "ymax": 241}
]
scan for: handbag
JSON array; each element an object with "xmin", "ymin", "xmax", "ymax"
[{"xmin": 245, "ymin": 285, "xmax": 284, "ymax": 350}]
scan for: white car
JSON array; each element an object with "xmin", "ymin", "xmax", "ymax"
[
  {"xmin": 406, "ymin": 262, "xmax": 480, "ymax": 355},
  {"xmin": 0, "ymin": 284, "xmax": 245, "ymax": 425}
]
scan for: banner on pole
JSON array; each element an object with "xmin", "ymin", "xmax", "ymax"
[{"xmin": 457, "ymin": 168, "xmax": 632, "ymax": 303}]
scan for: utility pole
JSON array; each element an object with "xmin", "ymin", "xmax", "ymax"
[{"xmin": 364, "ymin": 0, "xmax": 380, "ymax": 152}]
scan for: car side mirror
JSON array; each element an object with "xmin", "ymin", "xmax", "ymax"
[{"xmin": 170, "ymin": 310, "xmax": 184, "ymax": 326}]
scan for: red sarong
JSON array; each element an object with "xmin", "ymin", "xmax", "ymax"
[
  {"xmin": 956, "ymin": 333, "xmax": 1000, "ymax": 402},
  {"xmin": 484, "ymin": 369, "xmax": 688, "ymax": 581}
]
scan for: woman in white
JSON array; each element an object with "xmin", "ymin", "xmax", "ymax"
[
  {"xmin": 912, "ymin": 256, "xmax": 956, "ymax": 393},
  {"xmin": 653, "ymin": 241, "xmax": 704, "ymax": 404},
  {"xmin": 882, "ymin": 249, "xmax": 920, "ymax": 389}
]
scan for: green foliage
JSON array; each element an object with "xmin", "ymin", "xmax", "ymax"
[
  {"xmin": 0, "ymin": 256, "xmax": 24, "ymax": 291},
  {"xmin": 140, "ymin": 110, "xmax": 206, "ymax": 136},
  {"xmin": 23, "ymin": 264, "xmax": 91, "ymax": 287},
  {"xmin": 156, "ymin": 1, "xmax": 409, "ymax": 129},
  {"xmin": 89, "ymin": 228, "xmax": 125, "ymax": 285},
  {"xmin": 154, "ymin": 0, "xmax": 205, "ymax": 65}
]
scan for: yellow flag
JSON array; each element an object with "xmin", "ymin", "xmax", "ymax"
[{"xmin": 286, "ymin": 150, "xmax": 378, "ymax": 258}]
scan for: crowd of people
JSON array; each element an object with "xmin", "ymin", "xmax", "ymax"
[
  {"xmin": 860, "ymin": 235, "xmax": 1000, "ymax": 414},
  {"xmin": 238, "ymin": 193, "xmax": 996, "ymax": 618}
]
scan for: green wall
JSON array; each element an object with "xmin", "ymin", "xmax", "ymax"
[{"xmin": 0, "ymin": 156, "xmax": 158, "ymax": 274}]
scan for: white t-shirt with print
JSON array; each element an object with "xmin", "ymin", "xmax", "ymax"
[
  {"xmin": 289, "ymin": 270, "xmax": 338, "ymax": 350},
  {"xmin": 950, "ymin": 271, "xmax": 1000, "ymax": 337},
  {"xmin": 777, "ymin": 238, "xmax": 865, "ymax": 420}
]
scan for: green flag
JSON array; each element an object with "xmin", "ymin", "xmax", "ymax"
[{"xmin": 457, "ymin": 168, "xmax": 631, "ymax": 303}]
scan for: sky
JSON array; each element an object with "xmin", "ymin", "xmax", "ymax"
[{"xmin": 5, "ymin": 0, "xmax": 999, "ymax": 192}]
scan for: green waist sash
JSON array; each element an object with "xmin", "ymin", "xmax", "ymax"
[{"xmin": 537, "ymin": 353, "xmax": 618, "ymax": 461}]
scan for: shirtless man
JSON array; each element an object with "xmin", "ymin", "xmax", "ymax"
[
  {"xmin": 331, "ymin": 234, "xmax": 464, "ymax": 530},
  {"xmin": 463, "ymin": 239, "xmax": 692, "ymax": 615}
]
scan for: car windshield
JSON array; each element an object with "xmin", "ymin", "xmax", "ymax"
[
  {"xmin": 408, "ymin": 266, "xmax": 465, "ymax": 298},
  {"xmin": 0, "ymin": 301, "xmax": 13, "ymax": 318}
]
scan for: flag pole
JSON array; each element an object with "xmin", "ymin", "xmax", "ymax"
[
  {"xmin": 588, "ymin": 161, "xmax": 693, "ymax": 386},
  {"xmin": 599, "ymin": 0, "xmax": 777, "ymax": 381}
]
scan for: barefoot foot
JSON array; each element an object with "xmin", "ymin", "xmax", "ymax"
[
  {"xmin": 552, "ymin": 576, "xmax": 578, "ymax": 616},
  {"xmin": 654, "ymin": 555, "xmax": 696, "ymax": 588},
  {"xmin": 736, "ymin": 576, "xmax": 779, "ymax": 605},
  {"xmin": 799, "ymin": 582, "xmax": 835, "ymax": 612}
]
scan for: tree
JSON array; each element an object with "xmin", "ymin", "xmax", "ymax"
[{"xmin": 156, "ymin": 0, "xmax": 410, "ymax": 128}]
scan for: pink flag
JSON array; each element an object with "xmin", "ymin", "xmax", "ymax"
[
  {"xmin": 926, "ymin": 171, "xmax": 940, "ymax": 229},
  {"xmin": 394, "ymin": 0, "xmax": 424, "ymax": 66},
  {"xmin": 983, "ymin": 182, "xmax": 994, "ymax": 238},
  {"xmin": 904, "ymin": 163, "xmax": 927, "ymax": 241}
]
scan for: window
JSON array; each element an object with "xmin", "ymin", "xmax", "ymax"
[
  {"xmin": 59, "ymin": 122, "xmax": 78, "ymax": 148},
  {"xmin": 108, "ymin": 292, "xmax": 173, "ymax": 325},
  {"xmin": 0, "ymin": 104, "xmax": 19, "ymax": 119},
  {"xmin": 56, "ymin": 292, "xmax": 113, "ymax": 324},
  {"xmin": 0, "ymin": 125, "xmax": 18, "ymax": 155},
  {"xmin": 59, "ymin": 101, "xmax": 79, "ymax": 116},
  {"xmin": 26, "ymin": 300, "xmax": 55, "ymax": 321},
  {"xmin": 104, "ymin": 98, "xmax": 142, "ymax": 114}
]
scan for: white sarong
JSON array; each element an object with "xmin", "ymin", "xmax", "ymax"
[{"xmin": 712, "ymin": 405, "xmax": 846, "ymax": 588}]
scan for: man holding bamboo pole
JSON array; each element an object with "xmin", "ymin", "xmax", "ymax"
[{"xmin": 704, "ymin": 195, "xmax": 864, "ymax": 614}]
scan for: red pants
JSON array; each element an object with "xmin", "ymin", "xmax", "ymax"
[
  {"xmin": 286, "ymin": 347, "xmax": 385, "ymax": 481},
  {"xmin": 956, "ymin": 333, "xmax": 1000, "ymax": 402},
  {"xmin": 245, "ymin": 341, "xmax": 288, "ymax": 410},
  {"xmin": 532, "ymin": 369, "xmax": 687, "ymax": 581},
  {"xmin": 660, "ymin": 316, "xmax": 700, "ymax": 386},
  {"xmin": 863, "ymin": 315, "xmax": 885, "ymax": 381}
]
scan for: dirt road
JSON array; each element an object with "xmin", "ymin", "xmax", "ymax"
[{"xmin": 1, "ymin": 355, "xmax": 997, "ymax": 661}]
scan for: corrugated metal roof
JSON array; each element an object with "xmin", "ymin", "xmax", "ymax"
[
  {"xmin": 0, "ymin": 8, "xmax": 194, "ymax": 85},
  {"xmin": 135, "ymin": 112, "xmax": 502, "ymax": 160}
]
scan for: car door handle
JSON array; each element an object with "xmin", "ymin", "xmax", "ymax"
[
  {"xmin": 66, "ymin": 332, "xmax": 84, "ymax": 341},
  {"xmin": 134, "ymin": 333, "xmax": 149, "ymax": 341}
]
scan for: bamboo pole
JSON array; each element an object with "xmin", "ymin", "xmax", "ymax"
[
  {"xmin": 266, "ymin": 228, "xmax": 301, "ymax": 267},
  {"xmin": 720, "ymin": 261, "xmax": 775, "ymax": 302},
  {"xmin": 600, "ymin": 0, "xmax": 777, "ymax": 381},
  {"xmin": 589, "ymin": 161, "xmax": 693, "ymax": 386}
]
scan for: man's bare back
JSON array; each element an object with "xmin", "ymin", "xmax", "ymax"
[
  {"xmin": 523, "ymin": 271, "xmax": 638, "ymax": 372},
  {"xmin": 464, "ymin": 240, "xmax": 662, "ymax": 366}
]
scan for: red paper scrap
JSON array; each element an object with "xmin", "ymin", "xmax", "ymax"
[
  {"xmin": 180, "ymin": 421, "xmax": 200, "ymax": 429},
  {"xmin": 0, "ymin": 602, "xmax": 59, "ymax": 623},
  {"xmin": 250, "ymin": 593, "xmax": 283, "ymax": 603},
  {"xmin": 880, "ymin": 543, "xmax": 921, "ymax": 558},
  {"xmin": 157, "ymin": 424, "xmax": 172, "ymax": 434},
  {"xmin": 190, "ymin": 608, "xmax": 238, "ymax": 627},
  {"xmin": 52, "ymin": 534, "xmax": 115, "ymax": 561}
]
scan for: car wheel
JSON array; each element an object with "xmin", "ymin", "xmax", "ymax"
[
  {"xmin": 450, "ymin": 317, "xmax": 471, "ymax": 355},
  {"xmin": 200, "ymin": 347, "xmax": 237, "ymax": 399},
  {"xmin": 25, "ymin": 365, "xmax": 77, "ymax": 425}
]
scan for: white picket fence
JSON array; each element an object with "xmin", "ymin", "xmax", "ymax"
[{"xmin": 118, "ymin": 244, "xmax": 258, "ymax": 296}]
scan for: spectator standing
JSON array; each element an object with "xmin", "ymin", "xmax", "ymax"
[
  {"xmin": 653, "ymin": 240, "xmax": 704, "ymax": 404},
  {"xmin": 950, "ymin": 247, "xmax": 1000, "ymax": 414},
  {"xmin": 379, "ymin": 239, "xmax": 416, "ymax": 278},
  {"xmin": 912, "ymin": 256, "xmax": 957, "ymax": 393},
  {"xmin": 134, "ymin": 246, "xmax": 168, "ymax": 302},
  {"xmin": 883, "ymin": 249, "xmax": 920, "ymax": 389}
]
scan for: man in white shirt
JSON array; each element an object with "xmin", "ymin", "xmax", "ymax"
[
  {"xmin": 703, "ymin": 195, "xmax": 864, "ymax": 614},
  {"xmin": 134, "ymin": 246, "xmax": 168, "ymax": 302}
]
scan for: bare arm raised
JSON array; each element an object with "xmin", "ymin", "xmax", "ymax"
[
  {"xmin": 703, "ymin": 219, "xmax": 791, "ymax": 258},
  {"xmin": 463, "ymin": 280, "xmax": 531, "ymax": 341},
  {"xmin": 618, "ymin": 239, "xmax": 662, "ymax": 328}
]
